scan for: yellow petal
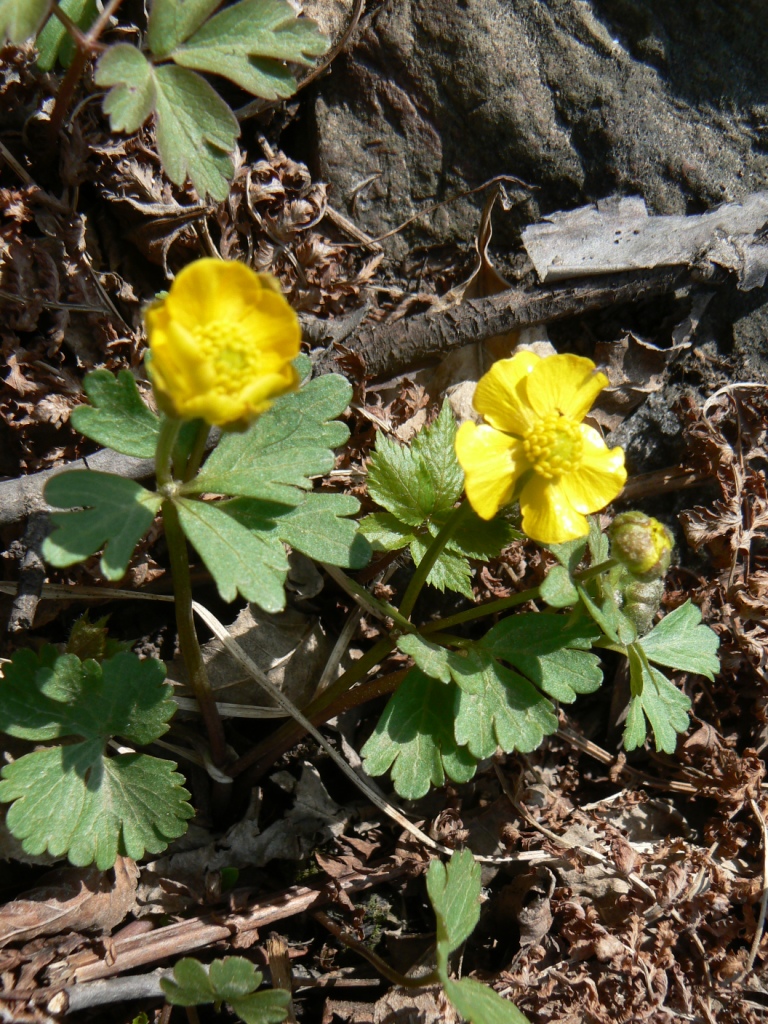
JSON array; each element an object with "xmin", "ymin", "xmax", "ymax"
[
  {"xmin": 525, "ymin": 354, "xmax": 608, "ymax": 422},
  {"xmin": 559, "ymin": 424, "xmax": 627, "ymax": 514},
  {"xmin": 519, "ymin": 475, "xmax": 589, "ymax": 543},
  {"xmin": 455, "ymin": 421, "xmax": 527, "ymax": 520},
  {"xmin": 164, "ymin": 258, "xmax": 260, "ymax": 329},
  {"xmin": 472, "ymin": 350, "xmax": 540, "ymax": 435}
]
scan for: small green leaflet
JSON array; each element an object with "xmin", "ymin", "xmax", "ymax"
[
  {"xmin": 540, "ymin": 565, "xmax": 579, "ymax": 608},
  {"xmin": 361, "ymin": 669, "xmax": 476, "ymax": 800},
  {"xmin": 426, "ymin": 851, "xmax": 481, "ymax": 975},
  {"xmin": 171, "ymin": 0, "xmax": 328, "ymax": 101},
  {"xmin": 70, "ymin": 370, "xmax": 161, "ymax": 459},
  {"xmin": 187, "ymin": 375, "xmax": 352, "ymax": 505},
  {"xmin": 96, "ymin": 0, "xmax": 326, "ymax": 200},
  {"xmin": 0, "ymin": 0, "xmax": 49, "ymax": 44},
  {"xmin": 577, "ymin": 582, "xmax": 637, "ymax": 646},
  {"xmin": 637, "ymin": 600, "xmax": 720, "ymax": 679},
  {"xmin": 42, "ymin": 472, "xmax": 162, "ymax": 581},
  {"xmin": 623, "ymin": 643, "xmax": 691, "ymax": 754},
  {"xmin": 426, "ymin": 852, "xmax": 532, "ymax": 1023},
  {"xmin": 161, "ymin": 957, "xmax": 290, "ymax": 1024},
  {"xmin": 361, "ymin": 403, "xmax": 519, "ymax": 597},
  {"xmin": 0, "ymin": 650, "xmax": 192, "ymax": 868}
]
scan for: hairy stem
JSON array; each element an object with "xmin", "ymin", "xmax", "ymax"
[
  {"xmin": 163, "ymin": 500, "xmax": 229, "ymax": 768},
  {"xmin": 420, "ymin": 585, "xmax": 541, "ymax": 633},
  {"xmin": 48, "ymin": 0, "xmax": 127, "ymax": 137},
  {"xmin": 399, "ymin": 501, "xmax": 473, "ymax": 620}
]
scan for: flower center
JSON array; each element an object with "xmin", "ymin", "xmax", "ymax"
[
  {"xmin": 194, "ymin": 321, "xmax": 259, "ymax": 393},
  {"xmin": 523, "ymin": 413, "xmax": 584, "ymax": 480}
]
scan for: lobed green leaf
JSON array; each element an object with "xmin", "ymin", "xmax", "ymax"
[
  {"xmin": 42, "ymin": 471, "xmax": 162, "ymax": 581},
  {"xmin": 147, "ymin": 0, "xmax": 223, "ymax": 56},
  {"xmin": 637, "ymin": 600, "xmax": 720, "ymax": 680},
  {"xmin": 361, "ymin": 669, "xmax": 476, "ymax": 800},
  {"xmin": 70, "ymin": 370, "xmax": 161, "ymax": 458},
  {"xmin": 172, "ymin": 0, "xmax": 327, "ymax": 100},
  {"xmin": 161, "ymin": 956, "xmax": 290, "ymax": 1024},
  {"xmin": 36, "ymin": 0, "xmax": 97, "ymax": 70},
  {"xmin": 188, "ymin": 375, "xmax": 352, "ymax": 505},
  {"xmin": 623, "ymin": 643, "xmax": 691, "ymax": 754},
  {"xmin": 95, "ymin": 44, "xmax": 157, "ymax": 133}
]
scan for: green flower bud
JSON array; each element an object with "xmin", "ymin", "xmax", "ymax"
[{"xmin": 609, "ymin": 512, "xmax": 673, "ymax": 581}]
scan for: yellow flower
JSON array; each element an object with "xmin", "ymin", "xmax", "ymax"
[
  {"xmin": 145, "ymin": 259, "xmax": 300, "ymax": 428},
  {"xmin": 455, "ymin": 351, "xmax": 626, "ymax": 543}
]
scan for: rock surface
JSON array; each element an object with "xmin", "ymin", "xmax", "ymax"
[{"xmin": 310, "ymin": 0, "xmax": 768, "ymax": 252}]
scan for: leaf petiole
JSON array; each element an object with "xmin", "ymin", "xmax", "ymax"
[{"xmin": 399, "ymin": 501, "xmax": 473, "ymax": 619}]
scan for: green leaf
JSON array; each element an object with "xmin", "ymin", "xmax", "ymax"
[
  {"xmin": 367, "ymin": 402, "xmax": 463, "ymax": 528},
  {"xmin": 148, "ymin": 0, "xmax": 223, "ymax": 56},
  {"xmin": 224, "ymin": 493, "xmax": 371, "ymax": 569},
  {"xmin": 545, "ymin": 536, "xmax": 588, "ymax": 572},
  {"xmin": 42, "ymin": 472, "xmax": 162, "ymax": 580},
  {"xmin": 0, "ymin": 649, "xmax": 191, "ymax": 868},
  {"xmin": 188, "ymin": 375, "xmax": 351, "ymax": 504},
  {"xmin": 448, "ymin": 511, "xmax": 521, "ymax": 561},
  {"xmin": 358, "ymin": 512, "xmax": 415, "ymax": 552},
  {"xmin": 361, "ymin": 669, "xmax": 476, "ymax": 800},
  {"xmin": 410, "ymin": 534, "xmax": 473, "ymax": 600},
  {"xmin": 623, "ymin": 643, "xmax": 691, "ymax": 754},
  {"xmin": 397, "ymin": 638, "xmax": 554, "ymax": 746},
  {"xmin": 95, "ymin": 44, "xmax": 157, "ymax": 133},
  {"xmin": 0, "ymin": 747, "xmax": 192, "ymax": 868},
  {"xmin": 175, "ymin": 498, "xmax": 289, "ymax": 611},
  {"xmin": 0, "ymin": 648, "xmax": 174, "ymax": 745},
  {"xmin": 453, "ymin": 658, "xmax": 558, "ymax": 760},
  {"xmin": 70, "ymin": 370, "xmax": 161, "ymax": 458},
  {"xmin": 36, "ymin": 0, "xmax": 97, "ymax": 70},
  {"xmin": 161, "ymin": 957, "xmax": 290, "ymax": 1024},
  {"xmin": 154, "ymin": 64, "xmax": 239, "ymax": 201},
  {"xmin": 540, "ymin": 565, "xmax": 579, "ymax": 608},
  {"xmin": 638, "ymin": 600, "xmax": 720, "ymax": 680},
  {"xmin": 444, "ymin": 978, "xmax": 531, "ymax": 1024},
  {"xmin": 0, "ymin": 0, "xmax": 49, "ymax": 43},
  {"xmin": 480, "ymin": 612, "xmax": 602, "ymax": 703},
  {"xmin": 426, "ymin": 851, "xmax": 481, "ymax": 975},
  {"xmin": 172, "ymin": 0, "xmax": 327, "ymax": 101}
]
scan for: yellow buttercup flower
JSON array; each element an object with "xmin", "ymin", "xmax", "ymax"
[
  {"xmin": 145, "ymin": 259, "xmax": 301, "ymax": 429},
  {"xmin": 455, "ymin": 351, "xmax": 626, "ymax": 543}
]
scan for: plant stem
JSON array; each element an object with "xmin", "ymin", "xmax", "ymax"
[
  {"xmin": 155, "ymin": 419, "xmax": 182, "ymax": 489},
  {"xmin": 574, "ymin": 558, "xmax": 619, "ymax": 585},
  {"xmin": 182, "ymin": 423, "xmax": 212, "ymax": 482},
  {"xmin": 163, "ymin": 500, "xmax": 229, "ymax": 768},
  {"xmin": 323, "ymin": 564, "xmax": 416, "ymax": 634},
  {"xmin": 48, "ymin": 0, "xmax": 127, "ymax": 137},
  {"xmin": 314, "ymin": 910, "xmax": 440, "ymax": 989},
  {"xmin": 420, "ymin": 585, "xmax": 541, "ymax": 634},
  {"xmin": 399, "ymin": 501, "xmax": 473, "ymax": 620},
  {"xmin": 228, "ymin": 635, "xmax": 395, "ymax": 778}
]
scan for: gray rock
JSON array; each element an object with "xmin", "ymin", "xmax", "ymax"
[{"xmin": 311, "ymin": 0, "xmax": 768, "ymax": 254}]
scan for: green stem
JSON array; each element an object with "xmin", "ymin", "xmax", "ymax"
[
  {"xmin": 155, "ymin": 419, "xmax": 182, "ymax": 489},
  {"xmin": 228, "ymin": 635, "xmax": 395, "ymax": 778},
  {"xmin": 314, "ymin": 910, "xmax": 440, "ymax": 989},
  {"xmin": 163, "ymin": 499, "xmax": 228, "ymax": 768},
  {"xmin": 399, "ymin": 501, "xmax": 473, "ymax": 620},
  {"xmin": 574, "ymin": 558, "xmax": 619, "ymax": 584},
  {"xmin": 421, "ymin": 585, "xmax": 541, "ymax": 634},
  {"xmin": 182, "ymin": 423, "xmax": 212, "ymax": 482},
  {"xmin": 324, "ymin": 565, "xmax": 416, "ymax": 634}
]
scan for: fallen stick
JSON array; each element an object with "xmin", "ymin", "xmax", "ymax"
[{"xmin": 312, "ymin": 267, "xmax": 691, "ymax": 379}]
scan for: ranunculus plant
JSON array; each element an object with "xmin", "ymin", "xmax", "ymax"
[{"xmin": 1, "ymin": 281, "xmax": 720, "ymax": 883}]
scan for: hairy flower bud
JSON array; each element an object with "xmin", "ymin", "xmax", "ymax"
[{"xmin": 609, "ymin": 512, "xmax": 673, "ymax": 581}]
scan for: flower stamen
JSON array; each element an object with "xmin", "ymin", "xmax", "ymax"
[{"xmin": 523, "ymin": 413, "xmax": 584, "ymax": 480}]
